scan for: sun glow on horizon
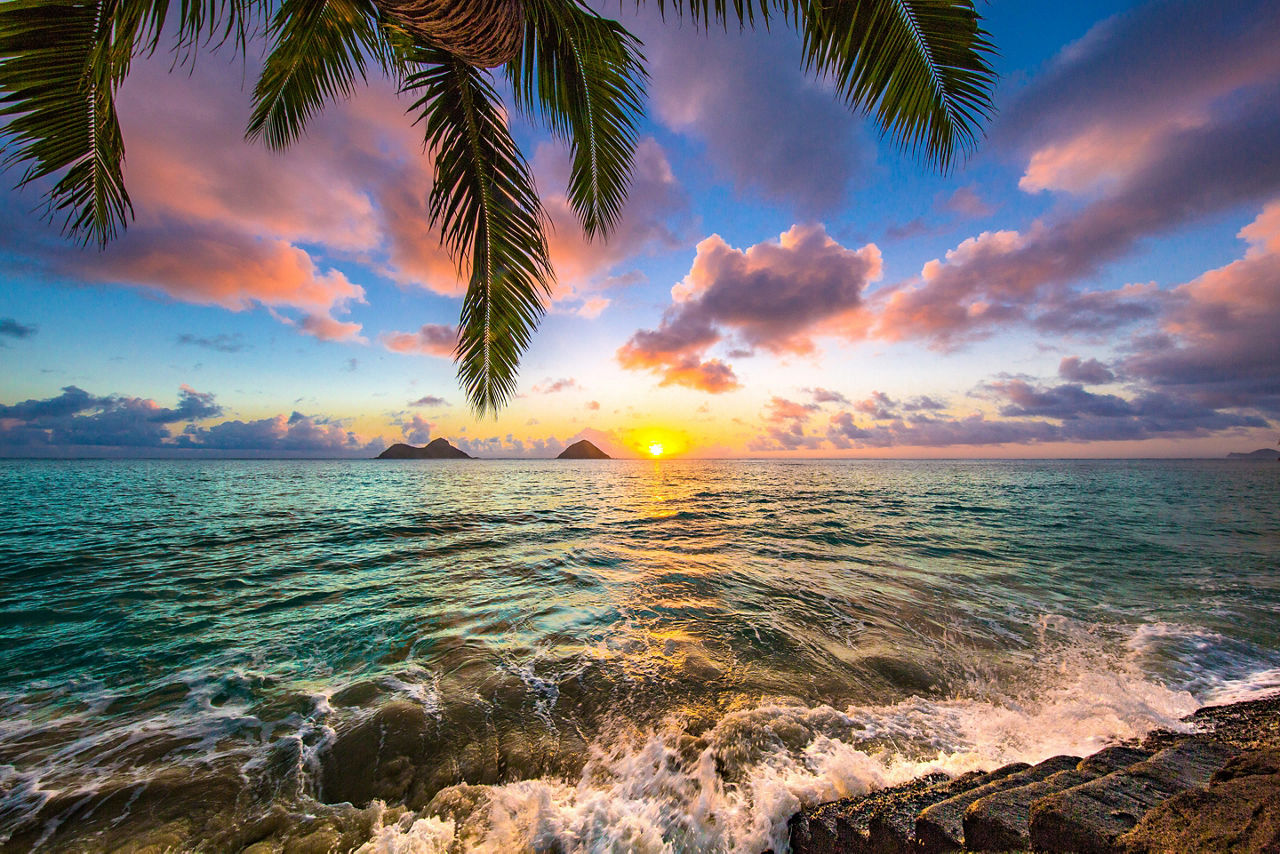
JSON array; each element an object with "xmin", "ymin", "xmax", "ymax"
[{"xmin": 648, "ymin": 442, "xmax": 665, "ymax": 457}]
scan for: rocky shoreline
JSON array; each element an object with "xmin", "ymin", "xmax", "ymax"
[{"xmin": 788, "ymin": 693, "xmax": 1280, "ymax": 854}]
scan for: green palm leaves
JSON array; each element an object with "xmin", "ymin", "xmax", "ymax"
[
  {"xmin": 0, "ymin": 0, "xmax": 998, "ymax": 415},
  {"xmin": 408, "ymin": 52, "xmax": 553, "ymax": 414},
  {"xmin": 0, "ymin": 0, "xmax": 133, "ymax": 248},
  {"xmin": 799, "ymin": 0, "xmax": 996, "ymax": 170}
]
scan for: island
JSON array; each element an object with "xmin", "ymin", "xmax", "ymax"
[
  {"xmin": 556, "ymin": 439, "xmax": 611, "ymax": 459},
  {"xmin": 1227, "ymin": 448, "xmax": 1280, "ymax": 460},
  {"xmin": 376, "ymin": 439, "xmax": 471, "ymax": 459}
]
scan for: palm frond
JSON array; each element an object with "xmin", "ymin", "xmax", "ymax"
[
  {"xmin": 639, "ymin": 0, "xmax": 996, "ymax": 168},
  {"xmin": 799, "ymin": 0, "xmax": 997, "ymax": 169},
  {"xmin": 405, "ymin": 52, "xmax": 553, "ymax": 415},
  {"xmin": 508, "ymin": 0, "xmax": 645, "ymax": 238},
  {"xmin": 643, "ymin": 0, "xmax": 776, "ymax": 31},
  {"xmin": 247, "ymin": 0, "xmax": 388, "ymax": 149},
  {"xmin": 0, "ymin": 0, "xmax": 134, "ymax": 247}
]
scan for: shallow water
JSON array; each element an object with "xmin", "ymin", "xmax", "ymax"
[{"xmin": 1, "ymin": 459, "xmax": 1278, "ymax": 851}]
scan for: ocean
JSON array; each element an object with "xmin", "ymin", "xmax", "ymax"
[{"xmin": 1, "ymin": 458, "xmax": 1277, "ymax": 851}]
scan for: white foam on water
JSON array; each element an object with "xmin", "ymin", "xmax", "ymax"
[
  {"xmin": 1125, "ymin": 620, "xmax": 1280, "ymax": 701},
  {"xmin": 1201, "ymin": 667, "xmax": 1280, "ymax": 705},
  {"xmin": 355, "ymin": 625, "xmax": 1201, "ymax": 854}
]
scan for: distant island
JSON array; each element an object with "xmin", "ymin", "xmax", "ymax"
[
  {"xmin": 1227, "ymin": 448, "xmax": 1280, "ymax": 460},
  {"xmin": 557, "ymin": 440, "xmax": 611, "ymax": 459},
  {"xmin": 376, "ymin": 439, "xmax": 471, "ymax": 459}
]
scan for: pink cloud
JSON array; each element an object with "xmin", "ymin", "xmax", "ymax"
[
  {"xmin": 42, "ymin": 49, "xmax": 463, "ymax": 338},
  {"xmin": 1124, "ymin": 202, "xmax": 1280, "ymax": 415},
  {"xmin": 618, "ymin": 224, "xmax": 880, "ymax": 392},
  {"xmin": 89, "ymin": 228, "xmax": 365, "ymax": 342},
  {"xmin": 1002, "ymin": 0, "xmax": 1280, "ymax": 195},
  {"xmin": 380, "ymin": 324, "xmax": 458, "ymax": 358}
]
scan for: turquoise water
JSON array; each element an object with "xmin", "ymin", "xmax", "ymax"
[{"xmin": 1, "ymin": 459, "xmax": 1278, "ymax": 851}]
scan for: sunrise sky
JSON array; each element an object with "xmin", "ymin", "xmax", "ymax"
[{"xmin": 1, "ymin": 0, "xmax": 1278, "ymax": 458}]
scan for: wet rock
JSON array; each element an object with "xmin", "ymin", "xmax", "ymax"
[
  {"xmin": 1029, "ymin": 737, "xmax": 1236, "ymax": 853},
  {"xmin": 330, "ymin": 680, "xmax": 383, "ymax": 707},
  {"xmin": 915, "ymin": 754, "xmax": 1080, "ymax": 852},
  {"xmin": 3, "ymin": 764, "xmax": 243, "ymax": 852},
  {"xmin": 1119, "ymin": 748, "xmax": 1280, "ymax": 854},
  {"xmin": 789, "ymin": 767, "xmax": 1030, "ymax": 854},
  {"xmin": 963, "ymin": 750, "xmax": 1151, "ymax": 853},
  {"xmin": 867, "ymin": 765, "xmax": 1030, "ymax": 854},
  {"xmin": 1078, "ymin": 746, "xmax": 1154, "ymax": 775},
  {"xmin": 321, "ymin": 700, "xmax": 438, "ymax": 809},
  {"xmin": 789, "ymin": 773, "xmax": 951, "ymax": 854}
]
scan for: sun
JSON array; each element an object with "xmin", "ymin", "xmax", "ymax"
[{"xmin": 648, "ymin": 442, "xmax": 665, "ymax": 457}]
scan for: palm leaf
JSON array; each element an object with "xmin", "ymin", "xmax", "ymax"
[
  {"xmin": 0, "ymin": 0, "xmax": 260, "ymax": 248},
  {"xmin": 508, "ymin": 0, "xmax": 646, "ymax": 238},
  {"xmin": 405, "ymin": 51, "xmax": 553, "ymax": 415},
  {"xmin": 247, "ymin": 0, "xmax": 388, "ymax": 149},
  {"xmin": 798, "ymin": 0, "xmax": 997, "ymax": 169},
  {"xmin": 0, "ymin": 0, "xmax": 133, "ymax": 247},
  {"xmin": 640, "ymin": 0, "xmax": 996, "ymax": 169}
]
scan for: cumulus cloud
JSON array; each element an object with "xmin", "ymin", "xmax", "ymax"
[
  {"xmin": 1058, "ymin": 356, "xmax": 1115, "ymax": 385},
  {"xmin": 0, "ymin": 47, "xmax": 460, "ymax": 339},
  {"xmin": 749, "ymin": 369, "xmax": 1267, "ymax": 452},
  {"xmin": 0, "ymin": 385, "xmax": 221, "ymax": 448},
  {"xmin": 454, "ymin": 433, "xmax": 565, "ymax": 458},
  {"xmin": 940, "ymin": 185, "xmax": 994, "ymax": 218},
  {"xmin": 0, "ymin": 385, "xmax": 385, "ymax": 455},
  {"xmin": 398, "ymin": 413, "xmax": 434, "ymax": 445},
  {"xmin": 618, "ymin": 224, "xmax": 880, "ymax": 391},
  {"xmin": 380, "ymin": 324, "xmax": 458, "ymax": 358},
  {"xmin": 806, "ymin": 387, "xmax": 850, "ymax": 406},
  {"xmin": 180, "ymin": 411, "xmax": 375, "ymax": 453},
  {"xmin": 876, "ymin": 76, "xmax": 1280, "ymax": 348}
]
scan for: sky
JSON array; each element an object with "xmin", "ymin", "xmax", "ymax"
[{"xmin": 1, "ymin": 0, "xmax": 1279, "ymax": 459}]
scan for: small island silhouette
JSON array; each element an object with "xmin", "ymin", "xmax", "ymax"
[
  {"xmin": 557, "ymin": 440, "xmax": 611, "ymax": 459},
  {"xmin": 376, "ymin": 439, "xmax": 471, "ymax": 459},
  {"xmin": 1226, "ymin": 448, "xmax": 1280, "ymax": 460}
]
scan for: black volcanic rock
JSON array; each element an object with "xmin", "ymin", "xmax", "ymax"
[
  {"xmin": 376, "ymin": 439, "xmax": 471, "ymax": 459},
  {"xmin": 557, "ymin": 440, "xmax": 610, "ymax": 460},
  {"xmin": 1227, "ymin": 448, "xmax": 1280, "ymax": 459}
]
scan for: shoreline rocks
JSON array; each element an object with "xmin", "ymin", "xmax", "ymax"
[{"xmin": 789, "ymin": 692, "xmax": 1280, "ymax": 854}]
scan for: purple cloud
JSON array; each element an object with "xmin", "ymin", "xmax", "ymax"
[
  {"xmin": 1122, "ymin": 203, "xmax": 1280, "ymax": 416},
  {"xmin": 618, "ymin": 224, "xmax": 880, "ymax": 391},
  {"xmin": 1058, "ymin": 356, "xmax": 1115, "ymax": 385}
]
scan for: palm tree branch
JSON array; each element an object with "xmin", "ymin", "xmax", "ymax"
[
  {"xmin": 405, "ymin": 52, "xmax": 553, "ymax": 415},
  {"xmin": 508, "ymin": 0, "xmax": 645, "ymax": 237},
  {"xmin": 798, "ymin": 0, "xmax": 997, "ymax": 168},
  {"xmin": 246, "ymin": 0, "xmax": 389, "ymax": 149},
  {"xmin": 0, "ymin": 0, "xmax": 136, "ymax": 247}
]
